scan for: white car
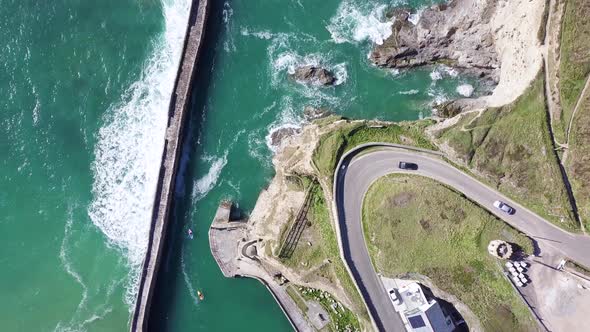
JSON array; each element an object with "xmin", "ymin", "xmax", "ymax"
[
  {"xmin": 493, "ymin": 200, "xmax": 515, "ymax": 215},
  {"xmin": 388, "ymin": 289, "xmax": 398, "ymax": 304}
]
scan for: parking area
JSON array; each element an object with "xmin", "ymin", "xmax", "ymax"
[{"xmin": 517, "ymin": 244, "xmax": 590, "ymax": 332}]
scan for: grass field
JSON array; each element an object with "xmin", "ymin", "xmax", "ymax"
[
  {"xmin": 299, "ymin": 287, "xmax": 361, "ymax": 332},
  {"xmin": 566, "ymin": 91, "xmax": 590, "ymax": 229},
  {"xmin": 279, "ymin": 182, "xmax": 369, "ymax": 324},
  {"xmin": 559, "ymin": 0, "xmax": 590, "ymax": 131},
  {"xmin": 312, "ymin": 120, "xmax": 436, "ymax": 182},
  {"xmin": 362, "ymin": 174, "xmax": 536, "ymax": 331},
  {"xmin": 435, "ymin": 75, "xmax": 578, "ymax": 231},
  {"xmin": 286, "ymin": 285, "xmax": 309, "ymax": 313}
]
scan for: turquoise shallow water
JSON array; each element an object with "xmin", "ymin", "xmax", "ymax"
[
  {"xmin": 1, "ymin": 0, "xmax": 179, "ymax": 330},
  {"xmin": 149, "ymin": 0, "xmax": 483, "ymax": 331},
  {"xmin": 0, "ymin": 0, "xmax": 483, "ymax": 330}
]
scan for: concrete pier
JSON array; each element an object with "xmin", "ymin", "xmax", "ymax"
[
  {"xmin": 130, "ymin": 0, "xmax": 210, "ymax": 330},
  {"xmin": 209, "ymin": 201, "xmax": 315, "ymax": 332}
]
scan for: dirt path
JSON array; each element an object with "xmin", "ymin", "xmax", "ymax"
[
  {"xmin": 543, "ymin": 0, "xmax": 567, "ymax": 146},
  {"xmin": 563, "ymin": 74, "xmax": 590, "ymax": 163}
]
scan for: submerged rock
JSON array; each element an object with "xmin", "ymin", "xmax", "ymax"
[
  {"xmin": 370, "ymin": 0, "xmax": 499, "ymax": 82},
  {"xmin": 290, "ymin": 65, "xmax": 336, "ymax": 86}
]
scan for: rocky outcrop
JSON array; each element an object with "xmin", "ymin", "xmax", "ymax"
[
  {"xmin": 290, "ymin": 65, "xmax": 336, "ymax": 86},
  {"xmin": 303, "ymin": 106, "xmax": 332, "ymax": 121},
  {"xmin": 371, "ymin": 0, "xmax": 500, "ymax": 82},
  {"xmin": 434, "ymin": 98, "xmax": 486, "ymax": 118},
  {"xmin": 269, "ymin": 126, "xmax": 302, "ymax": 148}
]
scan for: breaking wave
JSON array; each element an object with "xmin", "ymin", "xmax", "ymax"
[
  {"xmin": 222, "ymin": 1, "xmax": 235, "ymax": 52},
  {"xmin": 193, "ymin": 152, "xmax": 228, "ymax": 201},
  {"xmin": 264, "ymin": 96, "xmax": 304, "ymax": 152},
  {"xmin": 240, "ymin": 27, "xmax": 275, "ymax": 40},
  {"xmin": 457, "ymin": 84, "xmax": 474, "ymax": 97},
  {"xmin": 327, "ymin": 0, "xmax": 393, "ymax": 45},
  {"xmin": 88, "ymin": 0, "xmax": 190, "ymax": 306},
  {"xmin": 399, "ymin": 89, "xmax": 419, "ymax": 95}
]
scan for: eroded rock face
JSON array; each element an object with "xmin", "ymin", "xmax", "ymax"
[
  {"xmin": 303, "ymin": 106, "xmax": 332, "ymax": 121},
  {"xmin": 269, "ymin": 126, "xmax": 302, "ymax": 148},
  {"xmin": 371, "ymin": 0, "xmax": 500, "ymax": 82},
  {"xmin": 434, "ymin": 98, "xmax": 487, "ymax": 118},
  {"xmin": 290, "ymin": 65, "xmax": 336, "ymax": 86}
]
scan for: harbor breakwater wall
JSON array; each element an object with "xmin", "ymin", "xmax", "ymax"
[{"xmin": 130, "ymin": 0, "xmax": 210, "ymax": 330}]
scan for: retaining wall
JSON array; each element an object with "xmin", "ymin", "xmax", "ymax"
[{"xmin": 130, "ymin": 0, "xmax": 210, "ymax": 330}]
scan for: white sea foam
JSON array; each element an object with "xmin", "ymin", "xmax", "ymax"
[
  {"xmin": 271, "ymin": 50, "xmax": 348, "ymax": 90},
  {"xmin": 240, "ymin": 27, "xmax": 275, "ymax": 40},
  {"xmin": 428, "ymin": 88, "xmax": 449, "ymax": 105},
  {"xmin": 430, "ymin": 70, "xmax": 443, "ymax": 81},
  {"xmin": 181, "ymin": 249, "xmax": 200, "ymax": 305},
  {"xmin": 88, "ymin": 0, "xmax": 190, "ymax": 307},
  {"xmin": 333, "ymin": 63, "xmax": 348, "ymax": 85},
  {"xmin": 193, "ymin": 152, "xmax": 228, "ymax": 201},
  {"xmin": 327, "ymin": 0, "xmax": 393, "ymax": 45},
  {"xmin": 408, "ymin": 9, "xmax": 423, "ymax": 25},
  {"xmin": 457, "ymin": 84, "xmax": 474, "ymax": 97},
  {"xmin": 399, "ymin": 89, "xmax": 419, "ymax": 95},
  {"xmin": 430, "ymin": 65, "xmax": 459, "ymax": 83},
  {"xmin": 265, "ymin": 96, "xmax": 303, "ymax": 153},
  {"xmin": 247, "ymin": 130, "xmax": 268, "ymax": 166},
  {"xmin": 59, "ymin": 213, "xmax": 88, "ymax": 314},
  {"xmin": 32, "ymin": 84, "xmax": 40, "ymax": 126},
  {"xmin": 222, "ymin": 2, "xmax": 235, "ymax": 52},
  {"xmin": 55, "ymin": 208, "xmax": 116, "ymax": 332},
  {"xmin": 264, "ymin": 30, "xmax": 344, "ymax": 104},
  {"xmin": 442, "ymin": 66, "xmax": 458, "ymax": 77}
]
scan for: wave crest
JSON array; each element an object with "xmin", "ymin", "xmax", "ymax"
[
  {"xmin": 88, "ymin": 0, "xmax": 190, "ymax": 306},
  {"xmin": 327, "ymin": 0, "xmax": 393, "ymax": 45}
]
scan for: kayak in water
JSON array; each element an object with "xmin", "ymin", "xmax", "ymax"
[
  {"xmin": 197, "ymin": 290, "xmax": 204, "ymax": 301},
  {"xmin": 188, "ymin": 228, "xmax": 193, "ymax": 239}
]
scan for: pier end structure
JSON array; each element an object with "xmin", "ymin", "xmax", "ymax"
[
  {"xmin": 208, "ymin": 201, "xmax": 315, "ymax": 332},
  {"xmin": 130, "ymin": 0, "xmax": 210, "ymax": 330}
]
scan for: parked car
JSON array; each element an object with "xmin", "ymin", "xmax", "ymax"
[
  {"xmin": 398, "ymin": 161, "xmax": 418, "ymax": 170},
  {"xmin": 388, "ymin": 289, "xmax": 398, "ymax": 304},
  {"xmin": 493, "ymin": 200, "xmax": 515, "ymax": 215}
]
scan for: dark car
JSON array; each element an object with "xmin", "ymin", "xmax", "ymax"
[{"xmin": 398, "ymin": 161, "xmax": 418, "ymax": 170}]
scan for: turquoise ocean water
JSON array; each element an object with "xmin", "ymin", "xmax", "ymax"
[{"xmin": 0, "ymin": 0, "xmax": 483, "ymax": 330}]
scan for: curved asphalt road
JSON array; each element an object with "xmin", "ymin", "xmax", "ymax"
[{"xmin": 334, "ymin": 147, "xmax": 590, "ymax": 332}]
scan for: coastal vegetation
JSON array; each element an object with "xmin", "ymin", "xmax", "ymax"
[
  {"xmin": 362, "ymin": 174, "xmax": 536, "ymax": 331},
  {"xmin": 312, "ymin": 120, "xmax": 436, "ymax": 182},
  {"xmin": 300, "ymin": 286, "xmax": 360, "ymax": 332},
  {"xmin": 566, "ymin": 91, "xmax": 590, "ymax": 229},
  {"xmin": 559, "ymin": 0, "xmax": 590, "ymax": 132},
  {"xmin": 559, "ymin": 0, "xmax": 590, "ymax": 229},
  {"xmin": 286, "ymin": 284, "xmax": 361, "ymax": 332},
  {"xmin": 434, "ymin": 75, "xmax": 578, "ymax": 231},
  {"xmin": 278, "ymin": 178, "xmax": 369, "ymax": 325}
]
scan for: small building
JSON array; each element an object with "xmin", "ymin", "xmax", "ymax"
[
  {"xmin": 391, "ymin": 282, "xmax": 456, "ymax": 332},
  {"xmin": 488, "ymin": 240, "xmax": 513, "ymax": 259}
]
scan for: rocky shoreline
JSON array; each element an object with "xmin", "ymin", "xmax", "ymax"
[
  {"xmin": 372, "ymin": 0, "xmax": 545, "ymax": 110},
  {"xmin": 371, "ymin": 0, "xmax": 499, "ymax": 81},
  {"xmin": 243, "ymin": 0, "xmax": 549, "ymax": 329},
  {"xmin": 290, "ymin": 65, "xmax": 337, "ymax": 86}
]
